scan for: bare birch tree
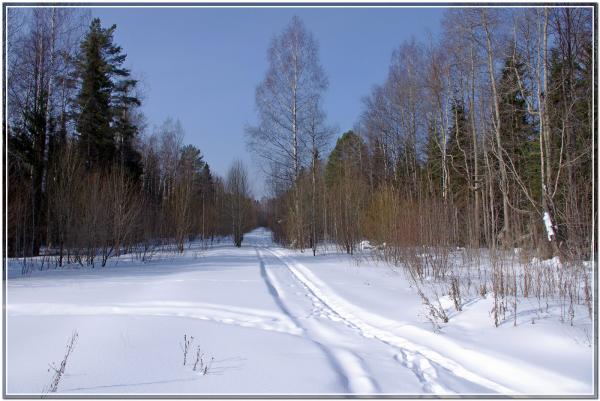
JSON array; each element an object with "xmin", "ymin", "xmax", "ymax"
[
  {"xmin": 479, "ymin": 9, "xmax": 512, "ymax": 246},
  {"xmin": 246, "ymin": 16, "xmax": 328, "ymax": 250}
]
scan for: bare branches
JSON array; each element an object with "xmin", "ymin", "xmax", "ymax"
[
  {"xmin": 247, "ymin": 16, "xmax": 330, "ymax": 250},
  {"xmin": 226, "ymin": 160, "xmax": 252, "ymax": 247},
  {"xmin": 44, "ymin": 330, "xmax": 78, "ymax": 394}
]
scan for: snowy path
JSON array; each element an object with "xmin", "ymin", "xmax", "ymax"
[
  {"xmin": 256, "ymin": 246, "xmax": 508, "ymax": 395},
  {"xmin": 256, "ymin": 247, "xmax": 382, "ymax": 394},
  {"xmin": 5, "ymin": 228, "xmax": 594, "ymax": 396}
]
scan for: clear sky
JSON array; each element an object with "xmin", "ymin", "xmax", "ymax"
[{"xmin": 92, "ymin": 7, "xmax": 445, "ymax": 197}]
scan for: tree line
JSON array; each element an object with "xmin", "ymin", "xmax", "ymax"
[
  {"xmin": 249, "ymin": 9, "xmax": 594, "ymax": 261},
  {"xmin": 5, "ymin": 8, "xmax": 594, "ymax": 267},
  {"xmin": 6, "ymin": 10, "xmax": 255, "ymax": 265}
]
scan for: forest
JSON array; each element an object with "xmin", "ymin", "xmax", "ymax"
[
  {"xmin": 3, "ymin": 6, "xmax": 596, "ymax": 396},
  {"xmin": 6, "ymin": 11, "xmax": 256, "ymax": 266},
  {"xmin": 250, "ymin": 10, "xmax": 595, "ymax": 263},
  {"xmin": 6, "ymin": 7, "xmax": 594, "ymax": 266}
]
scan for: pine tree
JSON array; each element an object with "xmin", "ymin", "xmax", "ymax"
[{"xmin": 180, "ymin": 144, "xmax": 206, "ymax": 189}]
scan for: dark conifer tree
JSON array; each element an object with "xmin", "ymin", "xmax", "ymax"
[
  {"xmin": 75, "ymin": 18, "xmax": 140, "ymax": 173},
  {"xmin": 8, "ymin": 88, "xmax": 53, "ymax": 256},
  {"xmin": 325, "ymin": 131, "xmax": 368, "ymax": 186},
  {"xmin": 113, "ymin": 80, "xmax": 143, "ymax": 180},
  {"xmin": 497, "ymin": 53, "xmax": 539, "ymax": 241},
  {"xmin": 424, "ymin": 120, "xmax": 443, "ymax": 198},
  {"xmin": 325, "ymin": 131, "xmax": 369, "ymax": 254},
  {"xmin": 546, "ymin": 40, "xmax": 593, "ymax": 253},
  {"xmin": 498, "ymin": 53, "xmax": 537, "ymax": 188},
  {"xmin": 447, "ymin": 98, "xmax": 471, "ymax": 201}
]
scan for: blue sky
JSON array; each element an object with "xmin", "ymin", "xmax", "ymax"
[{"xmin": 92, "ymin": 7, "xmax": 445, "ymax": 197}]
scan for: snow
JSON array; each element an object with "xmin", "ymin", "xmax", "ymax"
[
  {"xmin": 358, "ymin": 240, "xmax": 374, "ymax": 250},
  {"xmin": 543, "ymin": 211, "xmax": 555, "ymax": 241},
  {"xmin": 4, "ymin": 228, "xmax": 594, "ymax": 396}
]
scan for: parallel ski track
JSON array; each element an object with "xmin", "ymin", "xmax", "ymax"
[
  {"xmin": 256, "ymin": 247, "xmax": 380, "ymax": 394},
  {"xmin": 262, "ymin": 246, "xmax": 514, "ymax": 395}
]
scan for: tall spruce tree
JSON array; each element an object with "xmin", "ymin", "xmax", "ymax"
[{"xmin": 75, "ymin": 18, "xmax": 141, "ymax": 174}]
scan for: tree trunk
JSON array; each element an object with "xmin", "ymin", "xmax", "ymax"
[{"xmin": 481, "ymin": 9, "xmax": 511, "ymax": 246}]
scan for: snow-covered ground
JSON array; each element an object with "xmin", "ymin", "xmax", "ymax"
[{"xmin": 4, "ymin": 228, "xmax": 595, "ymax": 396}]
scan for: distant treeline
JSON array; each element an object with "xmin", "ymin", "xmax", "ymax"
[
  {"xmin": 6, "ymin": 8, "xmax": 595, "ymax": 265},
  {"xmin": 6, "ymin": 11, "xmax": 255, "ymax": 264}
]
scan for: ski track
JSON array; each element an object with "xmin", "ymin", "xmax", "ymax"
[
  {"xmin": 255, "ymin": 248, "xmax": 379, "ymax": 394},
  {"xmin": 7, "ymin": 301, "xmax": 302, "ymax": 336},
  {"xmin": 262, "ymin": 247, "xmax": 515, "ymax": 395}
]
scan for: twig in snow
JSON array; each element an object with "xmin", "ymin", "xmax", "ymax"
[
  {"xmin": 180, "ymin": 334, "xmax": 194, "ymax": 366},
  {"xmin": 43, "ymin": 330, "xmax": 78, "ymax": 395},
  {"xmin": 192, "ymin": 345, "xmax": 204, "ymax": 371}
]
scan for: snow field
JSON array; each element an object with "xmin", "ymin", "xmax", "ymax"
[{"xmin": 4, "ymin": 228, "xmax": 594, "ymax": 396}]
